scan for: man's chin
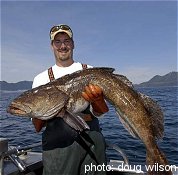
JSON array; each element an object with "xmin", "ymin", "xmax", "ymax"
[{"xmin": 58, "ymin": 56, "xmax": 70, "ymax": 61}]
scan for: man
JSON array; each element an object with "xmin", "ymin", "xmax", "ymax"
[{"xmin": 32, "ymin": 24, "xmax": 109, "ymax": 175}]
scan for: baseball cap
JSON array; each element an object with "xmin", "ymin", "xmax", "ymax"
[{"xmin": 50, "ymin": 24, "xmax": 73, "ymax": 40}]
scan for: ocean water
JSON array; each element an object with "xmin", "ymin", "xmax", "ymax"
[{"xmin": 0, "ymin": 87, "xmax": 178, "ymax": 166}]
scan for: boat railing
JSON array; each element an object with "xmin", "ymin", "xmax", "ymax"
[
  {"xmin": 106, "ymin": 141, "xmax": 129, "ymax": 165},
  {"xmin": 0, "ymin": 138, "xmax": 41, "ymax": 175}
]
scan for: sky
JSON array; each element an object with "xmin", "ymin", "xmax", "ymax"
[{"xmin": 1, "ymin": 0, "xmax": 177, "ymax": 84}]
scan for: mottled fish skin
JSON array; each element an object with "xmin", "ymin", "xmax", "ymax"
[{"xmin": 7, "ymin": 67, "xmax": 171, "ymax": 175}]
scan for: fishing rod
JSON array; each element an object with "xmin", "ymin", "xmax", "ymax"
[{"xmin": 3, "ymin": 142, "xmax": 42, "ymax": 157}]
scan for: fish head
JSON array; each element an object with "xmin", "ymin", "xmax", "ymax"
[{"xmin": 7, "ymin": 85, "xmax": 69, "ymax": 120}]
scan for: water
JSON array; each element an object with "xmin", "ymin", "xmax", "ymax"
[{"xmin": 0, "ymin": 87, "xmax": 178, "ymax": 166}]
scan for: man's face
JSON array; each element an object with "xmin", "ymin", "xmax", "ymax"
[{"xmin": 51, "ymin": 32, "xmax": 74, "ymax": 62}]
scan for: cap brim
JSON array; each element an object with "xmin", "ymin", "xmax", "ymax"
[{"xmin": 50, "ymin": 29, "xmax": 72, "ymax": 40}]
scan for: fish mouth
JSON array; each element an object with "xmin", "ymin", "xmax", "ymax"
[{"xmin": 7, "ymin": 102, "xmax": 31, "ymax": 116}]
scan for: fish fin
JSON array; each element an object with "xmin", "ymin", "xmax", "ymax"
[
  {"xmin": 139, "ymin": 93, "xmax": 164, "ymax": 140},
  {"xmin": 41, "ymin": 102, "xmax": 66, "ymax": 119},
  {"xmin": 116, "ymin": 110, "xmax": 139, "ymax": 138},
  {"xmin": 109, "ymin": 72, "xmax": 164, "ymax": 140},
  {"xmin": 96, "ymin": 67, "xmax": 115, "ymax": 73},
  {"xmin": 113, "ymin": 74, "xmax": 134, "ymax": 88},
  {"xmin": 62, "ymin": 111, "xmax": 90, "ymax": 132},
  {"xmin": 88, "ymin": 67, "xmax": 115, "ymax": 73},
  {"xmin": 70, "ymin": 67, "xmax": 115, "ymax": 76}
]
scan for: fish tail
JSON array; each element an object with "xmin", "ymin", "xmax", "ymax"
[{"xmin": 146, "ymin": 147, "xmax": 172, "ymax": 175}]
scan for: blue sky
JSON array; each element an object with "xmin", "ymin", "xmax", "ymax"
[{"xmin": 1, "ymin": 1, "xmax": 177, "ymax": 84}]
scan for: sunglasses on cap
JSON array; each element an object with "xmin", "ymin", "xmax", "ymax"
[{"xmin": 50, "ymin": 24, "xmax": 73, "ymax": 35}]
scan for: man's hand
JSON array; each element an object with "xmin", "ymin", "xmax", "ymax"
[
  {"xmin": 32, "ymin": 118, "xmax": 46, "ymax": 132},
  {"xmin": 82, "ymin": 84, "xmax": 109, "ymax": 115}
]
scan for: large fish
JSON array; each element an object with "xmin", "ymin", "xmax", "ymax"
[{"xmin": 7, "ymin": 67, "xmax": 172, "ymax": 175}]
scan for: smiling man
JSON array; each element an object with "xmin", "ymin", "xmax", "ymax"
[{"xmin": 32, "ymin": 24, "xmax": 109, "ymax": 175}]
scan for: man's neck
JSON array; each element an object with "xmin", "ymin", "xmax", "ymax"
[{"xmin": 56, "ymin": 59, "xmax": 74, "ymax": 67}]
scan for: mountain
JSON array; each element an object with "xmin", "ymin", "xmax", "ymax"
[
  {"xmin": 0, "ymin": 71, "xmax": 178, "ymax": 91},
  {"xmin": 135, "ymin": 71, "xmax": 178, "ymax": 87},
  {"xmin": 0, "ymin": 81, "xmax": 33, "ymax": 91}
]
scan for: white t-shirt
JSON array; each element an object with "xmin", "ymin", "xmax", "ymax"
[{"xmin": 32, "ymin": 62, "xmax": 92, "ymax": 88}]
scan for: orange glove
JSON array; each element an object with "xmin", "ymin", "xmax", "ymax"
[
  {"xmin": 82, "ymin": 84, "xmax": 109, "ymax": 115},
  {"xmin": 32, "ymin": 118, "xmax": 46, "ymax": 132}
]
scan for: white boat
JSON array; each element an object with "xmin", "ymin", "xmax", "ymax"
[{"xmin": 0, "ymin": 138, "xmax": 177, "ymax": 175}]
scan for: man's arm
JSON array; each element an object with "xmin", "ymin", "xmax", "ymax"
[
  {"xmin": 32, "ymin": 118, "xmax": 46, "ymax": 132},
  {"xmin": 31, "ymin": 73, "xmax": 49, "ymax": 132}
]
